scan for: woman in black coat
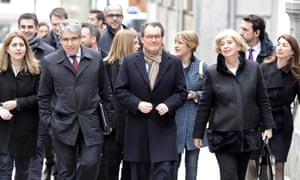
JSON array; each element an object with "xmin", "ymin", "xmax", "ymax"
[
  {"xmin": 261, "ymin": 34, "xmax": 300, "ymax": 180},
  {"xmin": 193, "ymin": 29, "xmax": 275, "ymax": 180},
  {"xmin": 99, "ymin": 29, "xmax": 140, "ymax": 180},
  {"xmin": 0, "ymin": 31, "xmax": 40, "ymax": 180}
]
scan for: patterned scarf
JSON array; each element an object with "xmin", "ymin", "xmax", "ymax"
[{"xmin": 143, "ymin": 48, "xmax": 162, "ymax": 90}]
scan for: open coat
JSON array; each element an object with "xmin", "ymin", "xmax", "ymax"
[{"xmin": 38, "ymin": 46, "xmax": 114, "ymax": 146}]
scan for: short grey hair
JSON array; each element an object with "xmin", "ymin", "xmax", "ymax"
[{"xmin": 59, "ymin": 19, "xmax": 81, "ymax": 37}]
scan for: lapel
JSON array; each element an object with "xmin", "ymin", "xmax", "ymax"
[
  {"xmin": 56, "ymin": 47, "xmax": 93, "ymax": 77},
  {"xmin": 133, "ymin": 50, "xmax": 172, "ymax": 90},
  {"xmin": 76, "ymin": 47, "xmax": 93, "ymax": 77},
  {"xmin": 134, "ymin": 52, "xmax": 150, "ymax": 86}
]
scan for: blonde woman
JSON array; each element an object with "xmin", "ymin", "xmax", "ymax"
[
  {"xmin": 99, "ymin": 29, "xmax": 140, "ymax": 180},
  {"xmin": 0, "ymin": 31, "xmax": 40, "ymax": 180},
  {"xmin": 174, "ymin": 30, "xmax": 207, "ymax": 180},
  {"xmin": 193, "ymin": 29, "xmax": 275, "ymax": 180}
]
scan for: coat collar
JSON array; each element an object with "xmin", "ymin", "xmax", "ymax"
[
  {"xmin": 216, "ymin": 51, "xmax": 246, "ymax": 75},
  {"xmin": 134, "ymin": 49, "xmax": 171, "ymax": 90},
  {"xmin": 55, "ymin": 46, "xmax": 94, "ymax": 76}
]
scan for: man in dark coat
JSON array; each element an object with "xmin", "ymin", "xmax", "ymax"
[
  {"xmin": 115, "ymin": 22, "xmax": 186, "ymax": 180},
  {"xmin": 17, "ymin": 12, "xmax": 55, "ymax": 180},
  {"xmin": 99, "ymin": 4, "xmax": 127, "ymax": 53},
  {"xmin": 42, "ymin": 7, "xmax": 68, "ymax": 50},
  {"xmin": 240, "ymin": 14, "xmax": 274, "ymax": 63},
  {"xmin": 38, "ymin": 19, "xmax": 114, "ymax": 180}
]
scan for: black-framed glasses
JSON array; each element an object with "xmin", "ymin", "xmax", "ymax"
[{"xmin": 106, "ymin": 14, "xmax": 123, "ymax": 18}]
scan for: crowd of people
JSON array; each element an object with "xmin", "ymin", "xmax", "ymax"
[{"xmin": 0, "ymin": 3, "xmax": 299, "ymax": 180}]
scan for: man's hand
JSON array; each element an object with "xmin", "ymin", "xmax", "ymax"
[
  {"xmin": 138, "ymin": 101, "xmax": 153, "ymax": 114},
  {"xmin": 155, "ymin": 103, "xmax": 169, "ymax": 116}
]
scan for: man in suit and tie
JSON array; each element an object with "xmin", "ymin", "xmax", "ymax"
[
  {"xmin": 115, "ymin": 22, "xmax": 187, "ymax": 180},
  {"xmin": 38, "ymin": 19, "xmax": 114, "ymax": 180}
]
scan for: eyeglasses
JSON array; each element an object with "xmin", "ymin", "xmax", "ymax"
[
  {"xmin": 61, "ymin": 37, "xmax": 80, "ymax": 43},
  {"xmin": 144, "ymin": 34, "xmax": 162, "ymax": 40},
  {"xmin": 106, "ymin": 14, "xmax": 123, "ymax": 18}
]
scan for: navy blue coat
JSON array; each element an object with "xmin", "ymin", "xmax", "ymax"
[{"xmin": 115, "ymin": 50, "xmax": 187, "ymax": 162}]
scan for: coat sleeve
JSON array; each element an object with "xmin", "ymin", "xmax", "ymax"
[
  {"xmin": 37, "ymin": 60, "xmax": 53, "ymax": 126},
  {"xmin": 98, "ymin": 58, "xmax": 115, "ymax": 128},
  {"xmin": 193, "ymin": 69, "xmax": 213, "ymax": 139},
  {"xmin": 114, "ymin": 57, "xmax": 142, "ymax": 115},
  {"xmin": 256, "ymin": 65, "xmax": 276, "ymax": 130}
]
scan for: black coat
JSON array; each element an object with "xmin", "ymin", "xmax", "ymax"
[
  {"xmin": 104, "ymin": 61, "xmax": 126, "ymax": 144},
  {"xmin": 115, "ymin": 50, "xmax": 187, "ymax": 162},
  {"xmin": 193, "ymin": 52, "xmax": 275, "ymax": 153},
  {"xmin": 261, "ymin": 62, "xmax": 300, "ymax": 160},
  {"xmin": 0, "ymin": 66, "xmax": 40, "ymax": 157},
  {"xmin": 38, "ymin": 46, "xmax": 114, "ymax": 146}
]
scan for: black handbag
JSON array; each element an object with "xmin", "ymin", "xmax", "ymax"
[
  {"xmin": 257, "ymin": 138, "xmax": 276, "ymax": 180},
  {"xmin": 99, "ymin": 102, "xmax": 111, "ymax": 134}
]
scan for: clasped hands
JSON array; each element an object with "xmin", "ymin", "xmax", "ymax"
[
  {"xmin": 138, "ymin": 101, "xmax": 169, "ymax": 116},
  {"xmin": 0, "ymin": 100, "xmax": 16, "ymax": 120}
]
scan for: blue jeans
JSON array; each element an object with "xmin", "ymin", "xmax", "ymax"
[
  {"xmin": 0, "ymin": 153, "xmax": 31, "ymax": 180},
  {"xmin": 176, "ymin": 149, "xmax": 200, "ymax": 180}
]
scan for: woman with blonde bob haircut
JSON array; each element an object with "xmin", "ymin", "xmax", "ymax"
[
  {"xmin": 174, "ymin": 30, "xmax": 207, "ymax": 180},
  {"xmin": 0, "ymin": 31, "xmax": 40, "ymax": 179},
  {"xmin": 100, "ymin": 28, "xmax": 140, "ymax": 180},
  {"xmin": 193, "ymin": 29, "xmax": 275, "ymax": 180}
]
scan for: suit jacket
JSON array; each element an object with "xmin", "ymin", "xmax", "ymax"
[
  {"xmin": 0, "ymin": 66, "xmax": 39, "ymax": 157},
  {"xmin": 115, "ymin": 50, "xmax": 187, "ymax": 162},
  {"xmin": 38, "ymin": 46, "xmax": 114, "ymax": 146}
]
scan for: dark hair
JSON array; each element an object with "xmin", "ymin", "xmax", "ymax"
[
  {"xmin": 18, "ymin": 13, "xmax": 39, "ymax": 26},
  {"xmin": 49, "ymin": 7, "xmax": 68, "ymax": 20},
  {"xmin": 81, "ymin": 22, "xmax": 100, "ymax": 42},
  {"xmin": 140, "ymin": 22, "xmax": 164, "ymax": 37},
  {"xmin": 89, "ymin": 9, "xmax": 105, "ymax": 21},
  {"xmin": 243, "ymin": 14, "xmax": 265, "ymax": 40},
  {"xmin": 265, "ymin": 34, "xmax": 300, "ymax": 82},
  {"xmin": 38, "ymin": 22, "xmax": 49, "ymax": 29}
]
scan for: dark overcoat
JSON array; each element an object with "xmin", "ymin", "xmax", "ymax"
[
  {"xmin": 0, "ymin": 66, "xmax": 39, "ymax": 157},
  {"xmin": 38, "ymin": 46, "xmax": 114, "ymax": 146},
  {"xmin": 114, "ymin": 50, "xmax": 187, "ymax": 162}
]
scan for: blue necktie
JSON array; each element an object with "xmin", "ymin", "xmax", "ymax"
[{"xmin": 248, "ymin": 48, "xmax": 254, "ymax": 61}]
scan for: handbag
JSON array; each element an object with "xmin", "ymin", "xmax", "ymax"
[
  {"xmin": 257, "ymin": 138, "xmax": 275, "ymax": 180},
  {"xmin": 99, "ymin": 102, "xmax": 111, "ymax": 134}
]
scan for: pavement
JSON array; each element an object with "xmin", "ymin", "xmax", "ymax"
[{"xmin": 178, "ymin": 147, "xmax": 220, "ymax": 180}]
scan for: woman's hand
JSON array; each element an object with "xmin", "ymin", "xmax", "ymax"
[
  {"xmin": 262, "ymin": 128, "xmax": 272, "ymax": 140},
  {"xmin": 194, "ymin": 138, "xmax": 203, "ymax": 149},
  {"xmin": 1, "ymin": 100, "xmax": 17, "ymax": 111},
  {"xmin": 0, "ymin": 108, "xmax": 13, "ymax": 120}
]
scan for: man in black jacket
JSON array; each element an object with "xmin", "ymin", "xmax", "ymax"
[
  {"xmin": 99, "ymin": 4, "xmax": 127, "ymax": 53},
  {"xmin": 42, "ymin": 7, "xmax": 68, "ymax": 50},
  {"xmin": 240, "ymin": 14, "xmax": 274, "ymax": 63}
]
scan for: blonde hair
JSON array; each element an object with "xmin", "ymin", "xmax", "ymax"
[
  {"xmin": 0, "ymin": 31, "xmax": 40, "ymax": 75},
  {"xmin": 175, "ymin": 30, "xmax": 199, "ymax": 52},
  {"xmin": 214, "ymin": 29, "xmax": 247, "ymax": 54},
  {"xmin": 104, "ymin": 29, "xmax": 138, "ymax": 64}
]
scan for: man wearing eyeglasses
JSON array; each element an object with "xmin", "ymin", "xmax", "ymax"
[
  {"xmin": 115, "ymin": 22, "xmax": 187, "ymax": 180},
  {"xmin": 38, "ymin": 19, "xmax": 114, "ymax": 180},
  {"xmin": 99, "ymin": 4, "xmax": 127, "ymax": 53}
]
